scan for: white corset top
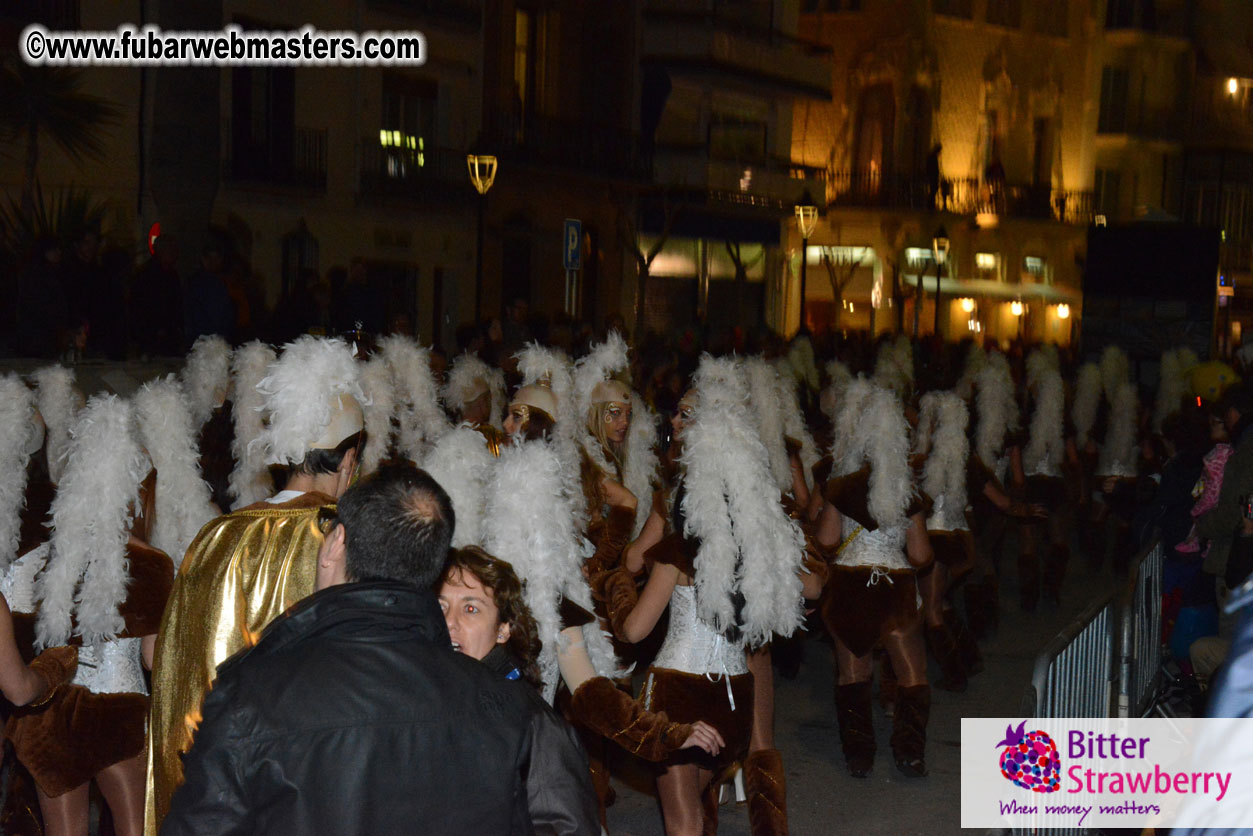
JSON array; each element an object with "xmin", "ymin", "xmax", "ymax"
[
  {"xmin": 72, "ymin": 639, "xmax": 147, "ymax": 696},
  {"xmin": 652, "ymin": 585, "xmax": 747, "ymax": 677},
  {"xmin": 837, "ymin": 523, "xmax": 911, "ymax": 571},
  {"xmin": 926, "ymin": 494, "xmax": 969, "ymax": 533}
]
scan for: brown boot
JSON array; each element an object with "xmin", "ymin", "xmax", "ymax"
[
  {"xmin": 743, "ymin": 748, "xmax": 788, "ymax": 836},
  {"xmin": 891, "ymin": 684, "xmax": 931, "ymax": 778},
  {"xmin": 835, "ymin": 681, "xmax": 875, "ymax": 778},
  {"xmin": 926, "ymin": 624, "xmax": 967, "ymax": 693}
]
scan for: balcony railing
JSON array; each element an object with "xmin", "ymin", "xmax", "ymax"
[
  {"xmin": 653, "ymin": 144, "xmax": 826, "ymax": 210},
  {"xmin": 358, "ymin": 142, "xmax": 466, "ymax": 201},
  {"xmin": 826, "ymin": 169, "xmax": 1093, "ymax": 225},
  {"xmin": 481, "ymin": 113, "xmax": 646, "ymax": 178},
  {"xmin": 222, "ymin": 123, "xmax": 327, "ymax": 192},
  {"xmin": 1096, "ymin": 107, "xmax": 1185, "ymax": 143}
]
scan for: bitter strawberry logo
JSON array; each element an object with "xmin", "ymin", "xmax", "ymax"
[{"xmin": 997, "ymin": 721, "xmax": 1061, "ymax": 793}]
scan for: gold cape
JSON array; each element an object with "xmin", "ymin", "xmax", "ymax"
[{"xmin": 143, "ymin": 492, "xmax": 333, "ymax": 835}]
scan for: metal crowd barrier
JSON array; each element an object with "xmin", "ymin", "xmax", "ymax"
[{"xmin": 1118, "ymin": 541, "xmax": 1165, "ymax": 718}]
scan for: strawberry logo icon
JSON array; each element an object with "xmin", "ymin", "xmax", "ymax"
[{"xmin": 996, "ymin": 721, "xmax": 1061, "ymax": 793}]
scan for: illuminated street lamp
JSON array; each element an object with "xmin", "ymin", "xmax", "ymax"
[
  {"xmin": 932, "ymin": 226, "xmax": 950, "ymax": 336},
  {"xmin": 1056, "ymin": 303, "xmax": 1070, "ymax": 319},
  {"xmin": 1229, "ymin": 77, "xmax": 1240, "ymax": 96},
  {"xmin": 795, "ymin": 190, "xmax": 819, "ymax": 333},
  {"xmin": 467, "ymin": 154, "xmax": 498, "ymax": 320}
]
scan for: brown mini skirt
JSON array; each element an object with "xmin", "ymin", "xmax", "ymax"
[
  {"xmin": 641, "ymin": 667, "xmax": 754, "ymax": 774},
  {"xmin": 6, "ymin": 685, "xmax": 147, "ymax": 797},
  {"xmin": 930, "ymin": 530, "xmax": 976, "ymax": 577},
  {"xmin": 819, "ymin": 565, "xmax": 920, "ymax": 657}
]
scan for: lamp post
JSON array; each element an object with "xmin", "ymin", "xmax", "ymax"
[
  {"xmin": 932, "ymin": 226, "xmax": 950, "ymax": 338},
  {"xmin": 795, "ymin": 191, "xmax": 818, "ymax": 334},
  {"xmin": 467, "ymin": 154, "xmax": 498, "ymax": 322}
]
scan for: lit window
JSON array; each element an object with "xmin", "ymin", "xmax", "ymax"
[
  {"xmin": 1024, "ymin": 256, "xmax": 1045, "ymax": 275},
  {"xmin": 975, "ymin": 252, "xmax": 999, "ymax": 270},
  {"xmin": 905, "ymin": 247, "xmax": 932, "ymax": 267}
]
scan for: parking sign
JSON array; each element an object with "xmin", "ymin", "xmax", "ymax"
[{"xmin": 563, "ymin": 219, "xmax": 582, "ymax": 270}]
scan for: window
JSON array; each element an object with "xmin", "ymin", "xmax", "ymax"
[
  {"xmin": 1095, "ymin": 168, "xmax": 1122, "ymax": 216},
  {"xmin": 1098, "ymin": 66, "xmax": 1129, "ymax": 133},
  {"xmin": 975, "ymin": 252, "xmax": 999, "ymax": 271},
  {"xmin": 1034, "ymin": 1, "xmax": 1068, "ymax": 36},
  {"xmin": 230, "ymin": 65, "xmax": 295, "ymax": 181},
  {"xmin": 986, "ymin": 0, "xmax": 1021, "ymax": 27},
  {"xmin": 709, "ymin": 116, "xmax": 767, "ymax": 161},
  {"xmin": 933, "ymin": 0, "xmax": 972, "ymax": 18},
  {"xmin": 381, "ymin": 75, "xmax": 437, "ymax": 179},
  {"xmin": 513, "ymin": 7, "xmax": 548, "ymax": 140}
]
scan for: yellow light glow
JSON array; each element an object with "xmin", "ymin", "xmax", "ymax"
[
  {"xmin": 975, "ymin": 252, "xmax": 998, "ymax": 270},
  {"xmin": 378, "ymin": 129, "xmax": 388, "ymax": 145},
  {"xmin": 1010, "ymin": 301, "xmax": 1024, "ymax": 317},
  {"xmin": 1229, "ymin": 77, "xmax": 1240, "ymax": 95},
  {"xmin": 1056, "ymin": 303, "xmax": 1070, "ymax": 320},
  {"xmin": 961, "ymin": 297, "xmax": 975, "ymax": 313}
]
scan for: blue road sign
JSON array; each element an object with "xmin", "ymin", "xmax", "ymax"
[{"xmin": 563, "ymin": 218, "xmax": 582, "ymax": 270}]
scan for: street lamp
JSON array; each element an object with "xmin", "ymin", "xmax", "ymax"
[
  {"xmin": 795, "ymin": 191, "xmax": 819, "ymax": 334},
  {"xmin": 932, "ymin": 226, "xmax": 950, "ymax": 337},
  {"xmin": 468, "ymin": 154, "xmax": 498, "ymax": 321}
]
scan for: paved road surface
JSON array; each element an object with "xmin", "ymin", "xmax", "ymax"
[{"xmin": 605, "ymin": 548, "xmax": 1127, "ymax": 836}]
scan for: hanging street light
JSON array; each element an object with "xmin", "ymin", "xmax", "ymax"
[
  {"xmin": 932, "ymin": 226, "xmax": 950, "ymax": 337},
  {"xmin": 467, "ymin": 154, "xmax": 498, "ymax": 320},
  {"xmin": 795, "ymin": 190, "xmax": 819, "ymax": 334}
]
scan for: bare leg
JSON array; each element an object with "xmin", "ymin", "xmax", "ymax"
[
  {"xmin": 746, "ymin": 645, "xmax": 774, "ymax": 752},
  {"xmin": 96, "ymin": 753, "xmax": 148, "ymax": 836},
  {"xmin": 36, "ymin": 782, "xmax": 90, "ymax": 836},
  {"xmin": 657, "ymin": 762, "xmax": 712, "ymax": 836}
]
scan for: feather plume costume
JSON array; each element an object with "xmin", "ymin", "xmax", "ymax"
[
  {"xmin": 679, "ymin": 356, "xmax": 806, "ymax": 647},
  {"xmin": 1023, "ymin": 352, "xmax": 1065, "ymax": 478},
  {"xmin": 916, "ymin": 391, "xmax": 969, "ymax": 532},
  {"xmin": 423, "ymin": 425, "xmax": 494, "ymax": 548},
  {"xmin": 974, "ymin": 353, "xmax": 1018, "ymax": 481},
  {"xmin": 378, "ymin": 335, "xmax": 449, "ymax": 465},
  {"xmin": 132, "ymin": 378, "xmax": 216, "ymax": 568},
  {"xmin": 1072, "ymin": 362, "xmax": 1102, "ymax": 448},
  {"xmin": 0, "ymin": 374, "xmax": 38, "ymax": 570},
  {"xmin": 181, "ymin": 335, "xmax": 233, "ymax": 431},
  {"xmin": 1098, "ymin": 381, "xmax": 1140, "ymax": 478},
  {"xmin": 227, "ymin": 341, "xmax": 276, "ymax": 509},
  {"xmin": 359, "ymin": 354, "xmax": 397, "ymax": 474},
  {"xmin": 31, "ymin": 365, "xmax": 81, "ymax": 484}
]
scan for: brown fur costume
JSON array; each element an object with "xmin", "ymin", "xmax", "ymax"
[
  {"xmin": 641, "ymin": 668, "xmax": 754, "ymax": 775},
  {"xmin": 819, "ymin": 566, "xmax": 920, "ymax": 657}
]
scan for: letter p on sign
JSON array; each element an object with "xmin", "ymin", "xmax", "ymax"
[{"xmin": 563, "ymin": 219, "xmax": 582, "ymax": 271}]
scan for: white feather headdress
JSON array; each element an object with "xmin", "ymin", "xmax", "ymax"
[
  {"xmin": 483, "ymin": 438, "xmax": 622, "ymax": 702},
  {"xmin": 744, "ymin": 356, "xmax": 791, "ymax": 492},
  {"xmin": 359, "ymin": 355, "xmax": 397, "ymax": 475},
  {"xmin": 572, "ymin": 332, "xmax": 631, "ymax": 479},
  {"xmin": 975, "ymin": 352, "xmax": 1018, "ymax": 479},
  {"xmin": 679, "ymin": 356, "xmax": 806, "ymax": 647},
  {"xmin": 831, "ymin": 376, "xmax": 876, "ymax": 476},
  {"xmin": 228, "ymin": 341, "xmax": 276, "ymax": 508},
  {"xmin": 623, "ymin": 393, "xmax": 660, "ymax": 536},
  {"xmin": 780, "ymin": 334, "xmax": 821, "ymax": 394},
  {"xmin": 1023, "ymin": 353, "xmax": 1065, "ymax": 478},
  {"xmin": 31, "ymin": 365, "xmax": 81, "ymax": 484},
  {"xmin": 1098, "ymin": 381, "xmax": 1139, "ymax": 478},
  {"xmin": 133, "ymin": 377, "xmax": 215, "ymax": 568},
  {"xmin": 256, "ymin": 336, "xmax": 367, "ymax": 467},
  {"xmin": 378, "ymin": 335, "xmax": 449, "ymax": 465},
  {"xmin": 1100, "ymin": 345, "xmax": 1130, "ymax": 403},
  {"xmin": 182, "ymin": 335, "xmax": 233, "ymax": 430},
  {"xmin": 840, "ymin": 382, "xmax": 915, "ymax": 530},
  {"xmin": 820, "ymin": 359, "xmax": 854, "ymax": 424},
  {"xmin": 0, "ymin": 375, "xmax": 37, "ymax": 569},
  {"xmin": 873, "ymin": 336, "xmax": 913, "ymax": 399},
  {"xmin": 918, "ymin": 390, "xmax": 969, "ymax": 532},
  {"xmin": 516, "ymin": 342, "xmax": 580, "ymax": 476},
  {"xmin": 778, "ymin": 368, "xmax": 820, "ymax": 491},
  {"xmin": 1153, "ymin": 347, "xmax": 1199, "ymax": 433},
  {"xmin": 443, "ymin": 353, "xmax": 506, "ymax": 430},
  {"xmin": 37, "ymin": 395, "xmax": 150, "ymax": 648},
  {"xmin": 423, "ymin": 424, "xmax": 494, "ymax": 548},
  {"xmin": 1072, "ymin": 362, "xmax": 1102, "ymax": 448}
]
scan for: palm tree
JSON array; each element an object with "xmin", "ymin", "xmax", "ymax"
[{"xmin": 0, "ymin": 59, "xmax": 119, "ymax": 216}]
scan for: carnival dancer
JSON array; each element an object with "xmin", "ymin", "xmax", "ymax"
[
  {"xmin": 813, "ymin": 378, "xmax": 933, "ymax": 779},
  {"xmin": 444, "ymin": 351, "xmax": 508, "ymax": 455},
  {"xmin": 144, "ymin": 336, "xmax": 365, "ymax": 834},
  {"xmin": 1012, "ymin": 350, "xmax": 1073, "ymax": 609},
  {"xmin": 600, "ymin": 357, "xmax": 807, "ymax": 835},
  {"xmin": 181, "ymin": 335, "xmax": 234, "ymax": 513},
  {"xmin": 479, "ymin": 381, "xmax": 720, "ymax": 830},
  {"xmin": 913, "ymin": 389, "xmax": 981, "ymax": 691},
  {"xmin": 8, "ymin": 395, "xmax": 174, "ymax": 836}
]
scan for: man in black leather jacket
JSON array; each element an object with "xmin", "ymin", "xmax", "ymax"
[{"xmin": 162, "ymin": 463, "xmax": 599, "ymax": 836}]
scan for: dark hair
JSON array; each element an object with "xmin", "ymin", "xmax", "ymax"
[
  {"xmin": 520, "ymin": 411, "xmax": 555, "ymax": 442},
  {"xmin": 336, "ymin": 462, "xmax": 455, "ymax": 587},
  {"xmin": 293, "ymin": 431, "xmax": 364, "ymax": 477},
  {"xmin": 442, "ymin": 547, "xmax": 542, "ymax": 688}
]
